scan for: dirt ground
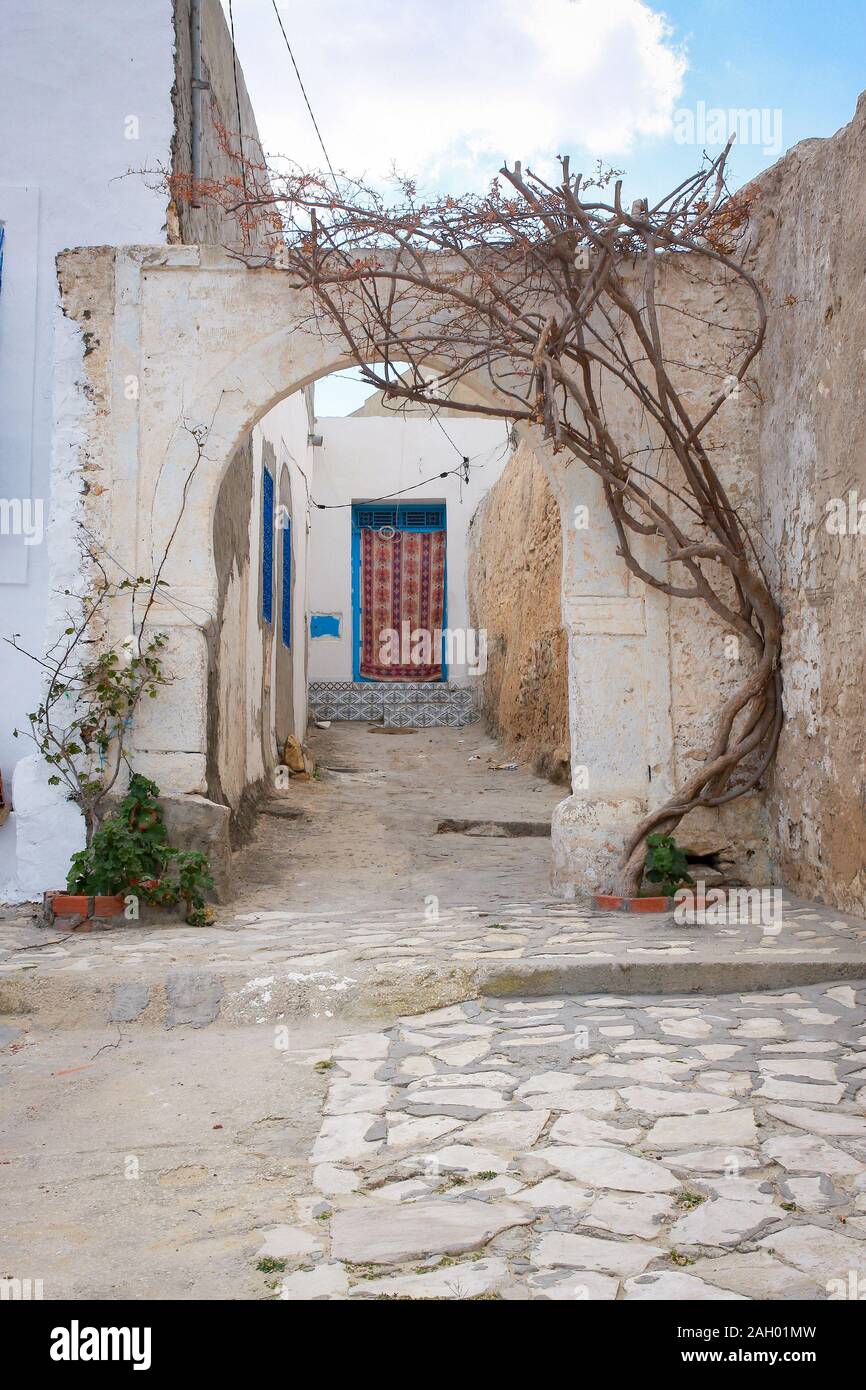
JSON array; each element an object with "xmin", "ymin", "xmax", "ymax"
[
  {"xmin": 0, "ymin": 1017, "xmax": 341, "ymax": 1300},
  {"xmin": 230, "ymin": 721, "xmax": 563, "ymax": 918}
]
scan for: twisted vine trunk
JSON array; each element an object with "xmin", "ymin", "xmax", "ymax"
[{"xmin": 615, "ymin": 602, "xmax": 782, "ymax": 897}]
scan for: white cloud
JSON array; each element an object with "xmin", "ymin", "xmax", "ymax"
[{"xmin": 225, "ymin": 0, "xmax": 687, "ymax": 192}]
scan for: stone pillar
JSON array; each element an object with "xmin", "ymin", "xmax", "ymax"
[{"xmin": 541, "ymin": 452, "xmax": 674, "ymax": 897}]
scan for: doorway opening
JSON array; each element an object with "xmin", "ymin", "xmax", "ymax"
[{"xmin": 351, "ymin": 500, "xmax": 448, "ymax": 683}]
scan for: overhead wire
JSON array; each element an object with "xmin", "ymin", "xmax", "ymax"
[
  {"xmin": 270, "ymin": 0, "xmax": 338, "ymax": 187},
  {"xmin": 257, "ymin": 8, "xmax": 511, "ymax": 511}
]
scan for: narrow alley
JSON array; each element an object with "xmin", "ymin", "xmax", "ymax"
[{"xmin": 3, "ymin": 725, "xmax": 866, "ymax": 1300}]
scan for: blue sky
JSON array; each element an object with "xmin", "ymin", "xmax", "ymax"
[
  {"xmin": 634, "ymin": 0, "xmax": 866, "ymax": 195},
  {"xmin": 226, "ymin": 0, "xmax": 866, "ymax": 413},
  {"xmin": 229, "ymin": 1, "xmax": 866, "ymax": 196}
]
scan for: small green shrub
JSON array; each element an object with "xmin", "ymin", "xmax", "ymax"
[{"xmin": 642, "ymin": 832, "xmax": 694, "ymax": 897}]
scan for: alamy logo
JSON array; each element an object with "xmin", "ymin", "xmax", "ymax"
[
  {"xmin": 0, "ymin": 497, "xmax": 44, "ymax": 546},
  {"xmin": 0, "ymin": 1277, "xmax": 43, "ymax": 1299},
  {"xmin": 674, "ymin": 883, "xmax": 783, "ymax": 929},
  {"xmin": 824, "ymin": 491, "xmax": 866, "ymax": 534},
  {"xmin": 49, "ymin": 1320, "xmax": 152, "ymax": 1371},
  {"xmin": 826, "ymin": 1270, "xmax": 866, "ymax": 1300},
  {"xmin": 378, "ymin": 623, "xmax": 487, "ymax": 674},
  {"xmin": 673, "ymin": 102, "xmax": 783, "ymax": 158}
]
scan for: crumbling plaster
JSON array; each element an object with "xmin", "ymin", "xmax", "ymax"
[{"xmin": 468, "ymin": 439, "xmax": 570, "ymax": 784}]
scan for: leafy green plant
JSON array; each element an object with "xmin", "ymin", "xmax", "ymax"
[
  {"xmin": 9, "ymin": 568, "xmax": 169, "ymax": 845},
  {"xmin": 67, "ymin": 773, "xmax": 214, "ymax": 925},
  {"xmin": 65, "ymin": 818, "xmax": 152, "ymax": 897},
  {"xmin": 669, "ymin": 1250, "xmax": 695, "ymax": 1268},
  {"xmin": 676, "ymin": 1191, "xmax": 706, "ymax": 1210},
  {"xmin": 7, "ymin": 425, "xmax": 211, "ymax": 850},
  {"xmin": 642, "ymin": 832, "xmax": 694, "ymax": 897}
]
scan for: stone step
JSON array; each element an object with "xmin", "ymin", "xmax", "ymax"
[{"xmin": 4, "ymin": 953, "xmax": 866, "ymax": 1031}]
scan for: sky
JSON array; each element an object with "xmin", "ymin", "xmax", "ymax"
[{"xmin": 223, "ymin": 0, "xmax": 866, "ymax": 413}]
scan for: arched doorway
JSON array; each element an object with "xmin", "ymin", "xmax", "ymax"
[{"xmin": 55, "ymin": 242, "xmax": 680, "ymax": 893}]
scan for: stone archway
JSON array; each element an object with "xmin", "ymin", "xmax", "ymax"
[{"xmin": 57, "ymin": 242, "xmax": 688, "ymax": 894}]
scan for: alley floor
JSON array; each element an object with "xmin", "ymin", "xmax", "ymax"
[
  {"xmin": 4, "ymin": 725, "xmax": 866, "ymax": 1025},
  {"xmin": 1, "ymin": 724, "xmax": 866, "ymax": 1299}
]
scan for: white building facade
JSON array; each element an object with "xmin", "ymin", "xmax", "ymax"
[{"xmin": 0, "ymin": 0, "xmax": 314, "ymax": 898}]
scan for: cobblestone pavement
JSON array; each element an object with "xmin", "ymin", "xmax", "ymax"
[
  {"xmin": 4, "ymin": 896, "xmax": 866, "ymax": 1026},
  {"xmin": 3, "ymin": 726, "xmax": 866, "ymax": 1021},
  {"xmin": 265, "ymin": 983, "xmax": 866, "ymax": 1300},
  {"xmin": 4, "ymin": 725, "xmax": 866, "ymax": 1300},
  {"xmin": 4, "ymin": 894, "xmax": 866, "ymax": 978}
]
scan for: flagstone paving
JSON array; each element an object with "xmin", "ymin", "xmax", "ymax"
[
  {"xmin": 4, "ymin": 893, "xmax": 866, "ymax": 1027},
  {"xmin": 267, "ymin": 982, "xmax": 866, "ymax": 1300},
  {"xmin": 6, "ymin": 727, "xmax": 866, "ymax": 1299},
  {"xmin": 4, "ymin": 725, "xmax": 866, "ymax": 1022}
]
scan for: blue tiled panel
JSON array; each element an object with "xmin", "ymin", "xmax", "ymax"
[
  {"xmin": 262, "ymin": 467, "xmax": 274, "ymax": 624},
  {"xmin": 308, "ymin": 680, "xmax": 477, "ymax": 725}
]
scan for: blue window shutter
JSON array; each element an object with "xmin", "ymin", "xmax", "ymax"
[
  {"xmin": 281, "ymin": 518, "xmax": 292, "ymax": 648},
  {"xmin": 262, "ymin": 467, "xmax": 274, "ymax": 624},
  {"xmin": 352, "ymin": 503, "xmax": 445, "ymax": 532}
]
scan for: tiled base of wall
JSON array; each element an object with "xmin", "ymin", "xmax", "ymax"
[{"xmin": 308, "ymin": 681, "xmax": 477, "ymax": 727}]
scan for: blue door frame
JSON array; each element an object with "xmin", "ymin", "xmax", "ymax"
[{"xmin": 351, "ymin": 503, "xmax": 447, "ymax": 682}]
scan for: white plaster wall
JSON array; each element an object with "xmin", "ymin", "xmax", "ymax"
[
  {"xmin": 0, "ymin": 1, "xmax": 177, "ymax": 899},
  {"xmin": 0, "ymin": 1, "xmax": 267, "ymax": 898},
  {"xmin": 307, "ymin": 415, "xmax": 509, "ymax": 684},
  {"xmin": 208, "ymin": 392, "xmax": 312, "ymax": 816},
  {"xmin": 256, "ymin": 391, "xmax": 313, "ymax": 745}
]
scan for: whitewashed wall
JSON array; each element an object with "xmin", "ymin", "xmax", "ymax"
[
  {"xmin": 306, "ymin": 415, "xmax": 509, "ymax": 685},
  {"xmin": 0, "ymin": 1, "xmax": 177, "ymax": 898},
  {"xmin": 0, "ymin": 0, "xmax": 267, "ymax": 899},
  {"xmin": 258, "ymin": 391, "xmax": 312, "ymax": 748}
]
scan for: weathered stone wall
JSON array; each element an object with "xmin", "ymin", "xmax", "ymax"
[
  {"xmin": 660, "ymin": 264, "xmax": 771, "ymax": 887},
  {"xmin": 171, "ymin": 0, "xmax": 268, "ymax": 251},
  {"xmin": 749, "ymin": 94, "xmax": 866, "ymax": 911},
  {"xmin": 468, "ymin": 441, "xmax": 570, "ymax": 783},
  {"xmin": 470, "ymin": 263, "xmax": 770, "ymax": 885}
]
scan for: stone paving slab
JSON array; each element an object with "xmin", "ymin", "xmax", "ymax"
[
  {"xmin": 269, "ymin": 982, "xmax": 866, "ymax": 1300},
  {"xmin": 3, "ymin": 893, "xmax": 866, "ymax": 1026}
]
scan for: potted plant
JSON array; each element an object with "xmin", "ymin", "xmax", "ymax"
[
  {"xmin": 48, "ymin": 774, "xmax": 214, "ymax": 928},
  {"xmin": 594, "ymin": 833, "xmax": 696, "ymax": 912}
]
